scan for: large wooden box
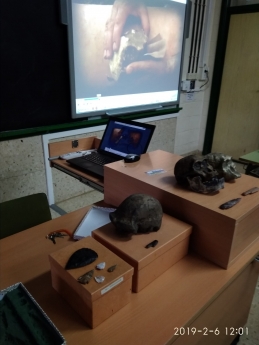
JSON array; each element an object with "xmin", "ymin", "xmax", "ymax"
[
  {"xmin": 49, "ymin": 236, "xmax": 133, "ymax": 328},
  {"xmin": 92, "ymin": 213, "xmax": 192, "ymax": 292},
  {"xmin": 104, "ymin": 150, "xmax": 259, "ymax": 269}
]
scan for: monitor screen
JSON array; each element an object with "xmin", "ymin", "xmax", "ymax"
[
  {"xmin": 98, "ymin": 117, "xmax": 155, "ymax": 157},
  {"xmin": 64, "ymin": 0, "xmax": 188, "ymax": 119}
]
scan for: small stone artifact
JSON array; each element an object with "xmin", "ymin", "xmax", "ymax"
[
  {"xmin": 219, "ymin": 198, "xmax": 241, "ymax": 210},
  {"xmin": 95, "ymin": 276, "xmax": 105, "ymax": 284},
  {"xmin": 242, "ymin": 187, "xmax": 259, "ymax": 196},
  {"xmin": 107, "ymin": 265, "xmax": 117, "ymax": 273},
  {"xmin": 65, "ymin": 248, "xmax": 98, "ymax": 270},
  {"xmin": 109, "ymin": 194, "xmax": 163, "ymax": 235},
  {"xmin": 145, "ymin": 240, "xmax": 158, "ymax": 249},
  {"xmin": 96, "ymin": 262, "xmax": 106, "ymax": 270},
  {"xmin": 174, "ymin": 152, "xmax": 241, "ymax": 194},
  {"xmin": 77, "ymin": 269, "xmax": 94, "ymax": 284}
]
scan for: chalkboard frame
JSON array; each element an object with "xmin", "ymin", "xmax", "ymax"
[{"xmin": 0, "ymin": 0, "xmax": 181, "ymax": 141}]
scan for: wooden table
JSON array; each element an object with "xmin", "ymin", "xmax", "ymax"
[
  {"xmin": 51, "ymin": 159, "xmax": 104, "ymax": 193},
  {"xmin": 1, "ymin": 205, "xmax": 258, "ymax": 345},
  {"xmin": 240, "ymin": 150, "xmax": 259, "ymax": 165},
  {"xmin": 240, "ymin": 150, "xmax": 259, "ymax": 177},
  {"xmin": 48, "ymin": 136, "xmax": 104, "ymax": 201}
]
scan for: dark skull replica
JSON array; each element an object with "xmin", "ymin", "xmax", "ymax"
[
  {"xmin": 109, "ymin": 194, "xmax": 163, "ymax": 235},
  {"xmin": 174, "ymin": 153, "xmax": 241, "ymax": 194}
]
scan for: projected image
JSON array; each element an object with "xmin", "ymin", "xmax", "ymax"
[
  {"xmin": 70, "ymin": 0, "xmax": 186, "ymax": 117},
  {"xmin": 129, "ymin": 132, "xmax": 141, "ymax": 146},
  {"xmin": 110, "ymin": 128, "xmax": 124, "ymax": 143},
  {"xmin": 108, "ymin": 127, "xmax": 142, "ymax": 153}
]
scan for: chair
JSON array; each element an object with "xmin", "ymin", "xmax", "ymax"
[{"xmin": 0, "ymin": 193, "xmax": 52, "ymax": 239}]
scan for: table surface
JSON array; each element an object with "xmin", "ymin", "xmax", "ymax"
[
  {"xmin": 1, "ymin": 205, "xmax": 258, "ymax": 345},
  {"xmin": 240, "ymin": 150, "xmax": 259, "ymax": 164},
  {"xmin": 48, "ymin": 136, "xmax": 104, "ymax": 198},
  {"xmin": 52, "ymin": 159, "xmax": 104, "ymax": 189}
]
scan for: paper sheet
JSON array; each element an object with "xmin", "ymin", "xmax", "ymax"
[{"xmin": 73, "ymin": 206, "xmax": 116, "ymax": 240}]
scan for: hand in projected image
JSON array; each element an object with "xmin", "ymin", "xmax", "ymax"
[
  {"xmin": 125, "ymin": 59, "xmax": 166, "ymax": 76},
  {"xmin": 124, "ymin": 23, "xmax": 180, "ymax": 78},
  {"xmin": 104, "ymin": 0, "xmax": 150, "ymax": 59}
]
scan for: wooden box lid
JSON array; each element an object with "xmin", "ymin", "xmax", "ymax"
[
  {"xmin": 49, "ymin": 236, "xmax": 133, "ymax": 302},
  {"xmin": 104, "ymin": 150, "xmax": 259, "ymax": 223},
  {"xmin": 92, "ymin": 214, "xmax": 192, "ymax": 271}
]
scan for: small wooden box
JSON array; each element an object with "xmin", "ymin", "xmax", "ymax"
[
  {"xmin": 92, "ymin": 214, "xmax": 192, "ymax": 292},
  {"xmin": 49, "ymin": 237, "xmax": 133, "ymax": 328},
  {"xmin": 104, "ymin": 150, "xmax": 259, "ymax": 269}
]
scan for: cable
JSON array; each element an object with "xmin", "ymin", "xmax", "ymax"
[
  {"xmin": 180, "ymin": 69, "xmax": 210, "ymax": 94},
  {"xmin": 200, "ymin": 70, "xmax": 209, "ymax": 89}
]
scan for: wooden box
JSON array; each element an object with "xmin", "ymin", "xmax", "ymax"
[
  {"xmin": 92, "ymin": 213, "xmax": 192, "ymax": 292},
  {"xmin": 49, "ymin": 236, "xmax": 133, "ymax": 328},
  {"xmin": 104, "ymin": 150, "xmax": 259, "ymax": 269}
]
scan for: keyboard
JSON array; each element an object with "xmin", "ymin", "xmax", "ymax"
[{"xmin": 83, "ymin": 152, "xmax": 115, "ymax": 166}]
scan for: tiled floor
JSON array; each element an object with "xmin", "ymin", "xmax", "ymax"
[{"xmin": 51, "ymin": 161, "xmax": 259, "ymax": 345}]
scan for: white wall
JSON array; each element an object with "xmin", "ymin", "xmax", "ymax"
[{"xmin": 175, "ymin": 0, "xmax": 221, "ymax": 155}]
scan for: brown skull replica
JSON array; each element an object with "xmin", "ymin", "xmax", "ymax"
[
  {"xmin": 204, "ymin": 153, "xmax": 241, "ymax": 181},
  {"xmin": 174, "ymin": 154, "xmax": 224, "ymax": 194},
  {"xmin": 109, "ymin": 194, "xmax": 163, "ymax": 235}
]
